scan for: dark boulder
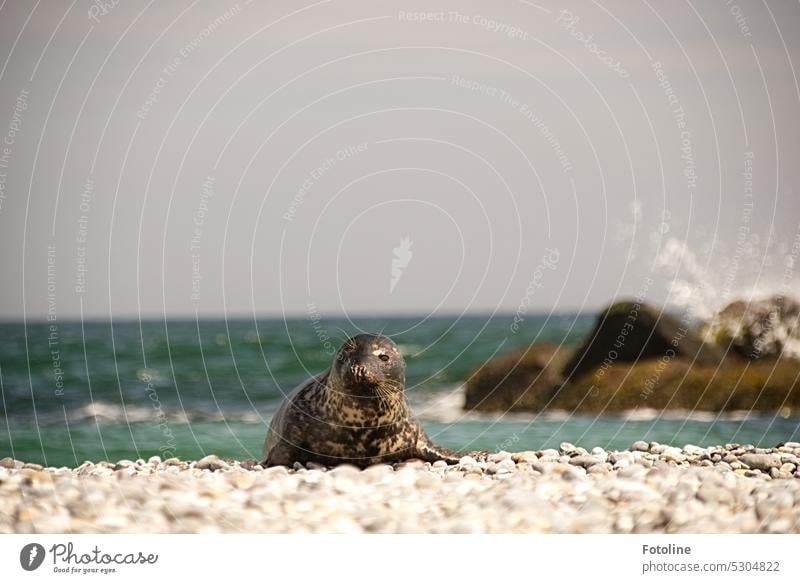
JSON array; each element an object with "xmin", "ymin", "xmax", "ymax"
[
  {"xmin": 562, "ymin": 300, "xmax": 722, "ymax": 382},
  {"xmin": 463, "ymin": 343, "xmax": 565, "ymax": 412},
  {"xmin": 702, "ymin": 295, "xmax": 800, "ymax": 360}
]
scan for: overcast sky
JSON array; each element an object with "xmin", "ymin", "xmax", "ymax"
[{"xmin": 0, "ymin": 0, "xmax": 798, "ymax": 321}]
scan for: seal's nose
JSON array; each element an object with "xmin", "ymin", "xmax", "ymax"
[{"xmin": 350, "ymin": 362, "xmax": 374, "ymax": 384}]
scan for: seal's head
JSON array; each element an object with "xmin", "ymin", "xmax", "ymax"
[{"xmin": 332, "ymin": 334, "xmax": 405, "ymax": 394}]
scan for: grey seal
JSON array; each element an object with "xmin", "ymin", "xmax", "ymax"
[{"xmin": 262, "ymin": 333, "xmax": 479, "ymax": 467}]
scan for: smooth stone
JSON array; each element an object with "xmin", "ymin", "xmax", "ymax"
[
  {"xmin": 632, "ymin": 441, "xmax": 649, "ymax": 452},
  {"xmin": 769, "ymin": 468, "xmax": 793, "ymax": 480},
  {"xmin": 569, "ymin": 455, "xmax": 602, "ymax": 469},
  {"xmin": 559, "ymin": 442, "xmax": 577, "ymax": 454},
  {"xmin": 608, "ymin": 451, "xmax": 634, "ymax": 464},
  {"xmin": 511, "ymin": 451, "xmax": 538, "ymax": 463},
  {"xmin": 196, "ymin": 455, "xmax": 228, "ymax": 471},
  {"xmin": 0, "ymin": 457, "xmax": 18, "ymax": 469},
  {"xmin": 739, "ymin": 453, "xmax": 781, "ymax": 472}
]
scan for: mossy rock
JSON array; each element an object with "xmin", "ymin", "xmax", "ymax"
[
  {"xmin": 562, "ymin": 300, "xmax": 723, "ymax": 381},
  {"xmin": 553, "ymin": 355, "xmax": 800, "ymax": 412},
  {"xmin": 463, "ymin": 342, "xmax": 569, "ymax": 412}
]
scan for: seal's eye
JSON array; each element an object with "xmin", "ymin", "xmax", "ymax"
[{"xmin": 379, "ymin": 354, "xmax": 390, "ymax": 362}]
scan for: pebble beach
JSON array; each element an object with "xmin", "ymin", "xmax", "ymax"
[{"xmin": 2, "ymin": 442, "xmax": 800, "ymax": 534}]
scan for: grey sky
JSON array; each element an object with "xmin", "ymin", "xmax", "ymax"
[{"xmin": 0, "ymin": 0, "xmax": 798, "ymax": 320}]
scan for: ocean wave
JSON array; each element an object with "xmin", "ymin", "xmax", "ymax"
[
  {"xmin": 6, "ymin": 391, "xmax": 792, "ymax": 428},
  {"xmin": 409, "ymin": 385, "xmax": 793, "ymax": 424},
  {"xmin": 8, "ymin": 401, "xmax": 271, "ymax": 427}
]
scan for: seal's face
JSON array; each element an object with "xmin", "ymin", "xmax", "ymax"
[{"xmin": 332, "ymin": 334, "xmax": 405, "ymax": 394}]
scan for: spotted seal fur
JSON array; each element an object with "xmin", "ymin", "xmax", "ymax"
[{"xmin": 262, "ymin": 334, "xmax": 479, "ymax": 467}]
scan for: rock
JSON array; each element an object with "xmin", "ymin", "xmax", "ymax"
[
  {"xmin": 511, "ymin": 451, "xmax": 538, "ymax": 463},
  {"xmin": 661, "ymin": 447, "xmax": 686, "ymax": 463},
  {"xmin": 632, "ymin": 441, "xmax": 649, "ymax": 452},
  {"xmin": 609, "ymin": 451, "xmax": 634, "ymax": 464},
  {"xmin": 0, "ymin": 457, "xmax": 19, "ymax": 469},
  {"xmin": 769, "ymin": 468, "xmax": 792, "ymax": 480},
  {"xmin": 559, "ymin": 442, "xmax": 577, "ymax": 454},
  {"xmin": 562, "ymin": 300, "xmax": 723, "ymax": 381},
  {"xmin": 196, "ymin": 455, "xmax": 228, "ymax": 471},
  {"xmin": 739, "ymin": 453, "xmax": 782, "ymax": 472},
  {"xmin": 239, "ymin": 459, "xmax": 260, "ymax": 471},
  {"xmin": 569, "ymin": 455, "xmax": 602, "ymax": 468},
  {"xmin": 458, "ymin": 456, "xmax": 477, "ymax": 466},
  {"xmin": 683, "ymin": 444, "xmax": 704, "ymax": 456},
  {"xmin": 227, "ymin": 472, "xmax": 256, "ymax": 489},
  {"xmin": 2, "ymin": 444, "xmax": 800, "ymax": 534},
  {"xmin": 702, "ymin": 295, "xmax": 800, "ymax": 360},
  {"xmin": 463, "ymin": 343, "xmax": 565, "ymax": 412}
]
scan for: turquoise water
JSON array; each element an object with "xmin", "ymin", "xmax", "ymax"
[{"xmin": 1, "ymin": 315, "xmax": 797, "ymax": 467}]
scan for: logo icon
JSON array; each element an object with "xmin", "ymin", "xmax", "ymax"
[
  {"xmin": 390, "ymin": 236, "xmax": 413, "ymax": 293},
  {"xmin": 20, "ymin": 543, "xmax": 46, "ymax": 571}
]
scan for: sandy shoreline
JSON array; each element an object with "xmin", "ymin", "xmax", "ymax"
[{"xmin": 2, "ymin": 442, "xmax": 799, "ymax": 533}]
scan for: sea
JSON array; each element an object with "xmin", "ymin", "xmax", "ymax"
[{"xmin": 1, "ymin": 314, "xmax": 797, "ymax": 467}]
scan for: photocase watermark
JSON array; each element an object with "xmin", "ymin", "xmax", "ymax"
[
  {"xmin": 451, "ymin": 74, "xmax": 572, "ymax": 173},
  {"xmin": 46, "ymin": 245, "xmax": 65, "ymax": 398},
  {"xmin": 138, "ymin": 371, "xmax": 177, "ymax": 458},
  {"xmin": 87, "ymin": 0, "xmax": 120, "ymax": 24},
  {"xmin": 398, "ymin": 10, "xmax": 529, "ymax": 40},
  {"xmin": 136, "ymin": 3, "xmax": 245, "ymax": 120},
  {"xmin": 781, "ymin": 223, "xmax": 800, "ymax": 292},
  {"xmin": 496, "ymin": 432, "xmax": 520, "ymax": 452},
  {"xmin": 308, "ymin": 303, "xmax": 337, "ymax": 355},
  {"xmin": 726, "ymin": 0, "xmax": 753, "ymax": 38},
  {"xmin": 0, "ymin": 87, "xmax": 29, "ymax": 216},
  {"xmin": 652, "ymin": 60, "xmax": 696, "ymax": 194},
  {"xmin": 20, "ymin": 543, "xmax": 46, "ymax": 571},
  {"xmin": 510, "ymin": 247, "xmax": 560, "ymax": 334},
  {"xmin": 74, "ymin": 176, "xmax": 93, "ymax": 295},
  {"xmin": 639, "ymin": 325, "xmax": 690, "ymax": 400},
  {"xmin": 556, "ymin": 10, "xmax": 629, "ymax": 78},
  {"xmin": 25, "ymin": 541, "xmax": 159, "ymax": 574},
  {"xmin": 390, "ymin": 236, "xmax": 413, "ymax": 293},
  {"xmin": 720, "ymin": 151, "xmax": 754, "ymax": 303},
  {"xmin": 190, "ymin": 175, "xmax": 215, "ymax": 302},
  {"xmin": 283, "ymin": 142, "xmax": 369, "ymax": 221}
]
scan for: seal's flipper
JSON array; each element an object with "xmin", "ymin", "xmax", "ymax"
[{"xmin": 414, "ymin": 431, "xmax": 473, "ymax": 464}]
